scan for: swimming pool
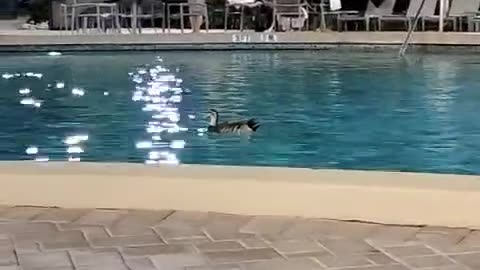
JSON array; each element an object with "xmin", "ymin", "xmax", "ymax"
[{"xmin": 1, "ymin": 50, "xmax": 479, "ymax": 175}]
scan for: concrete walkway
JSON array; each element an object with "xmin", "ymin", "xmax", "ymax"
[{"xmin": 0, "ymin": 206, "xmax": 479, "ymax": 270}]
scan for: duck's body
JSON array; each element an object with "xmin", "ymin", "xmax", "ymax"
[{"xmin": 208, "ymin": 109, "xmax": 260, "ymax": 135}]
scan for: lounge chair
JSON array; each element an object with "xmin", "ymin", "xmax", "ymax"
[
  {"xmin": 337, "ymin": 0, "xmax": 397, "ymax": 31},
  {"xmin": 420, "ymin": 0, "xmax": 480, "ymax": 31},
  {"xmin": 447, "ymin": 0, "xmax": 480, "ymax": 31},
  {"xmin": 167, "ymin": 0, "xmax": 209, "ymax": 33},
  {"xmin": 272, "ymin": 0, "xmax": 309, "ymax": 31},
  {"xmin": 378, "ymin": 0, "xmax": 438, "ymax": 31},
  {"xmin": 117, "ymin": 0, "xmax": 166, "ymax": 33},
  {"xmin": 59, "ymin": 0, "xmax": 112, "ymax": 32}
]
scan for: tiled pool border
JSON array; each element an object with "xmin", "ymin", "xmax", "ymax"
[{"xmin": 1, "ymin": 161, "xmax": 479, "ymax": 229}]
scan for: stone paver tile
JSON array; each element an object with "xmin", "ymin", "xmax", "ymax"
[
  {"xmin": 123, "ymin": 244, "xmax": 194, "ymax": 257},
  {"xmin": 243, "ymin": 257, "xmax": 323, "ymax": 270},
  {"xmin": 286, "ymin": 219, "xmax": 379, "ymax": 241},
  {"xmin": 14, "ymin": 230, "xmax": 88, "ymax": 250},
  {"xmin": 151, "ymin": 253, "xmax": 207, "ymax": 269},
  {"xmin": 415, "ymin": 227, "xmax": 470, "ymax": 247},
  {"xmin": 186, "ymin": 264, "xmax": 243, "ymax": 270},
  {"xmin": 204, "ymin": 248, "xmax": 280, "ymax": 264},
  {"xmin": 456, "ymin": 231, "xmax": 480, "ymax": 247},
  {"xmin": 203, "ymin": 213, "xmax": 253, "ymax": 241},
  {"xmin": 0, "ymin": 266, "xmax": 21, "ymax": 270},
  {"xmin": 168, "ymin": 237, "xmax": 211, "ymax": 245},
  {"xmin": 449, "ymin": 253, "xmax": 480, "ymax": 269},
  {"xmin": 268, "ymin": 239, "xmax": 327, "ymax": 255},
  {"xmin": 430, "ymin": 266, "xmax": 470, "ymax": 270},
  {"xmin": 13, "ymin": 240, "xmax": 40, "ymax": 254},
  {"xmin": 403, "ymin": 255, "xmax": 456, "ymax": 268},
  {"xmin": 162, "ymin": 211, "xmax": 209, "ymax": 225},
  {"xmin": 74, "ymin": 210, "xmax": 126, "ymax": 226},
  {"xmin": 196, "ymin": 241, "xmax": 244, "ymax": 252},
  {"xmin": 331, "ymin": 265, "xmax": 409, "ymax": 270},
  {"xmin": 315, "ymin": 254, "xmax": 373, "ymax": 268},
  {"xmin": 365, "ymin": 252, "xmax": 399, "ymax": 265},
  {"xmin": 155, "ymin": 223, "xmax": 207, "ymax": 241},
  {"xmin": 368, "ymin": 226, "xmax": 420, "ymax": 246},
  {"xmin": 34, "ymin": 209, "xmax": 90, "ymax": 223},
  {"xmin": 383, "ymin": 244, "xmax": 436, "ymax": 258},
  {"xmin": 40, "ymin": 230, "xmax": 89, "ymax": 250},
  {"xmin": 0, "ymin": 207, "xmax": 49, "ymax": 221},
  {"xmin": 438, "ymin": 236, "xmax": 480, "ymax": 254},
  {"xmin": 89, "ymin": 234, "xmax": 163, "ymax": 248},
  {"xmin": 284, "ymin": 251, "xmax": 330, "ymax": 259},
  {"xmin": 319, "ymin": 239, "xmax": 378, "ymax": 255},
  {"xmin": 0, "ymin": 251, "xmax": 16, "ymax": 266},
  {"xmin": 70, "ymin": 249, "xmax": 124, "ymax": 266},
  {"xmin": 239, "ymin": 216, "xmax": 295, "ymax": 237},
  {"xmin": 276, "ymin": 219, "xmax": 333, "ymax": 240},
  {"xmin": 155, "ymin": 211, "xmax": 209, "ymax": 241},
  {"xmin": 76, "ymin": 265, "xmax": 129, "ymax": 270},
  {"xmin": 0, "ymin": 222, "xmax": 57, "ymax": 234},
  {"xmin": 58, "ymin": 224, "xmax": 110, "ymax": 238},
  {"xmin": 239, "ymin": 239, "xmax": 269, "ymax": 249},
  {"xmin": 108, "ymin": 210, "xmax": 172, "ymax": 236},
  {"xmin": 34, "ymin": 268, "xmax": 74, "ymax": 270},
  {"xmin": 18, "ymin": 251, "xmax": 72, "ymax": 269},
  {"xmin": 0, "ymin": 238, "xmax": 13, "ymax": 252},
  {"xmin": 125, "ymin": 257, "xmax": 157, "ymax": 270}
]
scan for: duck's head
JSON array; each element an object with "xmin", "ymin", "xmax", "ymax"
[{"xmin": 208, "ymin": 109, "xmax": 219, "ymax": 126}]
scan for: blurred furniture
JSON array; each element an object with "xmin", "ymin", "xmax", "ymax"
[
  {"xmin": 272, "ymin": 0, "xmax": 308, "ymax": 31},
  {"xmin": 117, "ymin": 0, "xmax": 166, "ymax": 33},
  {"xmin": 167, "ymin": 0, "xmax": 209, "ymax": 33},
  {"xmin": 224, "ymin": 0, "xmax": 261, "ymax": 31},
  {"xmin": 337, "ymin": 0, "xmax": 396, "ymax": 31},
  {"xmin": 61, "ymin": 1, "xmax": 118, "ymax": 33}
]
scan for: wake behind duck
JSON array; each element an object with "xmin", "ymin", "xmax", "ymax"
[{"xmin": 207, "ymin": 109, "xmax": 260, "ymax": 135}]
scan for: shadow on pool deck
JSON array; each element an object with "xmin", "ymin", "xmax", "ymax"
[{"xmin": 0, "ymin": 205, "xmax": 478, "ymax": 270}]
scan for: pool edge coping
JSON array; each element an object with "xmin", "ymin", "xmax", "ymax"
[{"xmin": 1, "ymin": 161, "xmax": 479, "ymax": 229}]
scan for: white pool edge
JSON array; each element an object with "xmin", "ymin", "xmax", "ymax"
[{"xmin": 1, "ymin": 161, "xmax": 479, "ymax": 228}]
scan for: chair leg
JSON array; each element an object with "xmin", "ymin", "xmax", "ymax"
[
  {"xmin": 167, "ymin": 6, "xmax": 171, "ymax": 33},
  {"xmin": 224, "ymin": 5, "xmax": 229, "ymax": 31},
  {"xmin": 71, "ymin": 9, "xmax": 76, "ymax": 34},
  {"xmin": 240, "ymin": 6, "xmax": 244, "ymax": 31},
  {"xmin": 205, "ymin": 8, "xmax": 209, "ymax": 32},
  {"xmin": 82, "ymin": 17, "xmax": 87, "ymax": 33},
  {"xmin": 180, "ymin": 16, "xmax": 184, "ymax": 33},
  {"xmin": 162, "ymin": 15, "xmax": 166, "ymax": 33}
]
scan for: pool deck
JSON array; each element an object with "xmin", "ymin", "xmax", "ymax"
[
  {"xmin": 1, "ymin": 205, "xmax": 480, "ymax": 270},
  {"xmin": 3, "ymin": 29, "xmax": 480, "ymax": 51}
]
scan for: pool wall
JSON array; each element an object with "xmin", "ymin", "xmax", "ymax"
[
  {"xmin": 3, "ymin": 32, "xmax": 480, "ymax": 51},
  {"xmin": 1, "ymin": 161, "xmax": 479, "ymax": 229}
]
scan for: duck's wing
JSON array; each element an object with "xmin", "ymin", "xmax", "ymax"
[
  {"xmin": 217, "ymin": 119, "xmax": 260, "ymax": 134},
  {"xmin": 216, "ymin": 121, "xmax": 244, "ymax": 134}
]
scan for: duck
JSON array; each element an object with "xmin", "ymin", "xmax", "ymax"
[{"xmin": 207, "ymin": 109, "xmax": 260, "ymax": 135}]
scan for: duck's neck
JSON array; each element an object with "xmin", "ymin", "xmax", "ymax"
[{"xmin": 209, "ymin": 115, "xmax": 218, "ymax": 126}]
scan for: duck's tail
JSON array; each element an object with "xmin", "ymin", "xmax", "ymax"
[{"xmin": 247, "ymin": 119, "xmax": 260, "ymax": 132}]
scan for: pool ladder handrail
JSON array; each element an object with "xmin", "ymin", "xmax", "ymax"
[{"xmin": 398, "ymin": 0, "xmax": 428, "ymax": 57}]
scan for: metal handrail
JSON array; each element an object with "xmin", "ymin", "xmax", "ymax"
[{"xmin": 398, "ymin": 0, "xmax": 428, "ymax": 57}]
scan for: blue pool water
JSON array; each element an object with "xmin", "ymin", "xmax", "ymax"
[{"xmin": 1, "ymin": 51, "xmax": 480, "ymax": 174}]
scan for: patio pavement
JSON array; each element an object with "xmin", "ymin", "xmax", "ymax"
[{"xmin": 0, "ymin": 206, "xmax": 479, "ymax": 270}]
